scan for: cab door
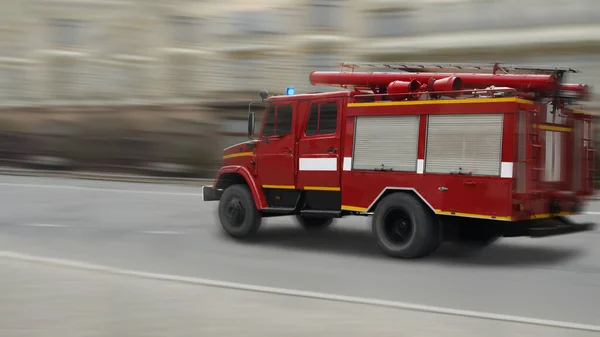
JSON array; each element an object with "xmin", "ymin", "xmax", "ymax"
[
  {"xmin": 296, "ymin": 99, "xmax": 342, "ymax": 211},
  {"xmin": 256, "ymin": 102, "xmax": 296, "ymax": 189}
]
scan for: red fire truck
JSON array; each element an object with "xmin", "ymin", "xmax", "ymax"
[{"xmin": 202, "ymin": 62, "xmax": 597, "ymax": 259}]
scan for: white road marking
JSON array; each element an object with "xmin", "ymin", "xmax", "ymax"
[
  {"xmin": 21, "ymin": 223, "xmax": 67, "ymax": 228},
  {"xmin": 0, "ymin": 183, "xmax": 203, "ymax": 197},
  {"xmin": 0, "ymin": 250, "xmax": 599, "ymax": 333},
  {"xmin": 140, "ymin": 230, "xmax": 181, "ymax": 235},
  {"xmin": 584, "ymin": 212, "xmax": 600, "ymax": 215}
]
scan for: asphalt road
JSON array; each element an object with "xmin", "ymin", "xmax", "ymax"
[
  {"xmin": 1, "ymin": 175, "xmax": 599, "ymax": 327},
  {"xmin": 4, "ymin": 259, "xmax": 598, "ymax": 337}
]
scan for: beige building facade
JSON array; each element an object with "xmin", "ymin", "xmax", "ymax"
[
  {"xmin": 1, "ymin": 0, "xmax": 598, "ymax": 101},
  {"xmin": 0, "ymin": 0, "xmax": 346, "ymax": 107},
  {"xmin": 0, "ymin": 0, "xmax": 598, "ymax": 111}
]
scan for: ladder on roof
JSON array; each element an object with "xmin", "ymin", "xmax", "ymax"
[{"xmin": 339, "ymin": 62, "xmax": 580, "ymax": 76}]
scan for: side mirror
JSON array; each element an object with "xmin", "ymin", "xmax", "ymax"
[
  {"xmin": 248, "ymin": 111, "xmax": 255, "ymax": 137},
  {"xmin": 259, "ymin": 89, "xmax": 269, "ymax": 103}
]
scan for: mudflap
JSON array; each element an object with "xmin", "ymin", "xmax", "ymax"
[
  {"xmin": 504, "ymin": 216, "xmax": 597, "ymax": 238},
  {"xmin": 202, "ymin": 185, "xmax": 221, "ymax": 201}
]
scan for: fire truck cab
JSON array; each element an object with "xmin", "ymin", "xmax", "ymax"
[{"xmin": 202, "ymin": 62, "xmax": 597, "ymax": 259}]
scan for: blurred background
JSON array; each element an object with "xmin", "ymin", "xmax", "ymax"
[{"xmin": 0, "ymin": 0, "xmax": 598, "ymax": 179}]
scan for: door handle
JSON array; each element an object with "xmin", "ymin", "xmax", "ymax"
[
  {"xmin": 327, "ymin": 147, "xmax": 337, "ymax": 154},
  {"xmin": 284, "ymin": 147, "xmax": 292, "ymax": 154},
  {"xmin": 464, "ymin": 181, "xmax": 476, "ymax": 186}
]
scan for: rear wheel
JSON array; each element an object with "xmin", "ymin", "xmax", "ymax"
[
  {"xmin": 372, "ymin": 193, "xmax": 441, "ymax": 259},
  {"xmin": 218, "ymin": 184, "xmax": 262, "ymax": 238},
  {"xmin": 295, "ymin": 215, "xmax": 334, "ymax": 230}
]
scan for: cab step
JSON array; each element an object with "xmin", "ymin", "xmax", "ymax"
[
  {"xmin": 261, "ymin": 207, "xmax": 296, "ymax": 215},
  {"xmin": 300, "ymin": 210, "xmax": 342, "ymax": 218}
]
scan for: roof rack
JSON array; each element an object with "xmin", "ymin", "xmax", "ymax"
[{"xmin": 339, "ymin": 62, "xmax": 580, "ymax": 76}]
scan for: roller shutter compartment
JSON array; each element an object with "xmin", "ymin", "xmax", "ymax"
[
  {"xmin": 353, "ymin": 115, "xmax": 420, "ymax": 171},
  {"xmin": 425, "ymin": 114, "xmax": 503, "ymax": 176}
]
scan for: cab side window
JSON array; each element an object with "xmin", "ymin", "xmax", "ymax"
[
  {"xmin": 263, "ymin": 105, "xmax": 276, "ymax": 136},
  {"xmin": 262, "ymin": 104, "xmax": 293, "ymax": 137},
  {"xmin": 305, "ymin": 102, "xmax": 338, "ymax": 136},
  {"xmin": 305, "ymin": 104, "xmax": 319, "ymax": 136},
  {"xmin": 319, "ymin": 103, "xmax": 338, "ymax": 134},
  {"xmin": 276, "ymin": 105, "xmax": 293, "ymax": 136}
]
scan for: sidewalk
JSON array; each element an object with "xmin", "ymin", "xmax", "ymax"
[
  {"xmin": 0, "ymin": 166, "xmax": 214, "ymax": 186},
  {"xmin": 0, "ymin": 258, "xmax": 597, "ymax": 337}
]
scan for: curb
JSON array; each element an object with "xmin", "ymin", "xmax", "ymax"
[{"xmin": 0, "ymin": 168, "xmax": 215, "ymax": 186}]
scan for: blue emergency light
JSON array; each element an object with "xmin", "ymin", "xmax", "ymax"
[{"xmin": 286, "ymin": 87, "xmax": 295, "ymax": 95}]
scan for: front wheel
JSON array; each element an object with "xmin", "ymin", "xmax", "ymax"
[
  {"xmin": 295, "ymin": 215, "xmax": 334, "ymax": 230},
  {"xmin": 372, "ymin": 193, "xmax": 441, "ymax": 259},
  {"xmin": 218, "ymin": 184, "xmax": 262, "ymax": 239}
]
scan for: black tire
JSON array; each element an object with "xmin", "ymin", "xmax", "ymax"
[
  {"xmin": 372, "ymin": 193, "xmax": 441, "ymax": 259},
  {"xmin": 295, "ymin": 215, "xmax": 334, "ymax": 230},
  {"xmin": 218, "ymin": 184, "xmax": 262, "ymax": 239}
]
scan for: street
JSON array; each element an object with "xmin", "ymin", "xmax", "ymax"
[{"xmin": 1, "ymin": 175, "xmax": 600, "ymax": 335}]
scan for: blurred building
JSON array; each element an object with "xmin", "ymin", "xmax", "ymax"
[
  {"xmin": 353, "ymin": 0, "xmax": 600, "ymax": 111},
  {"xmin": 0, "ymin": 0, "xmax": 599, "ymax": 150}
]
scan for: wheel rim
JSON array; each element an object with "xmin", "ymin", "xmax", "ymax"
[
  {"xmin": 226, "ymin": 197, "xmax": 246, "ymax": 227},
  {"xmin": 382, "ymin": 209, "xmax": 413, "ymax": 245}
]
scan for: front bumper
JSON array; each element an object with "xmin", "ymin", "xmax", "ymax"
[{"xmin": 202, "ymin": 185, "xmax": 221, "ymax": 201}]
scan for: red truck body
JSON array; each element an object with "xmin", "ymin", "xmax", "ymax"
[{"xmin": 203, "ymin": 62, "xmax": 596, "ymax": 259}]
